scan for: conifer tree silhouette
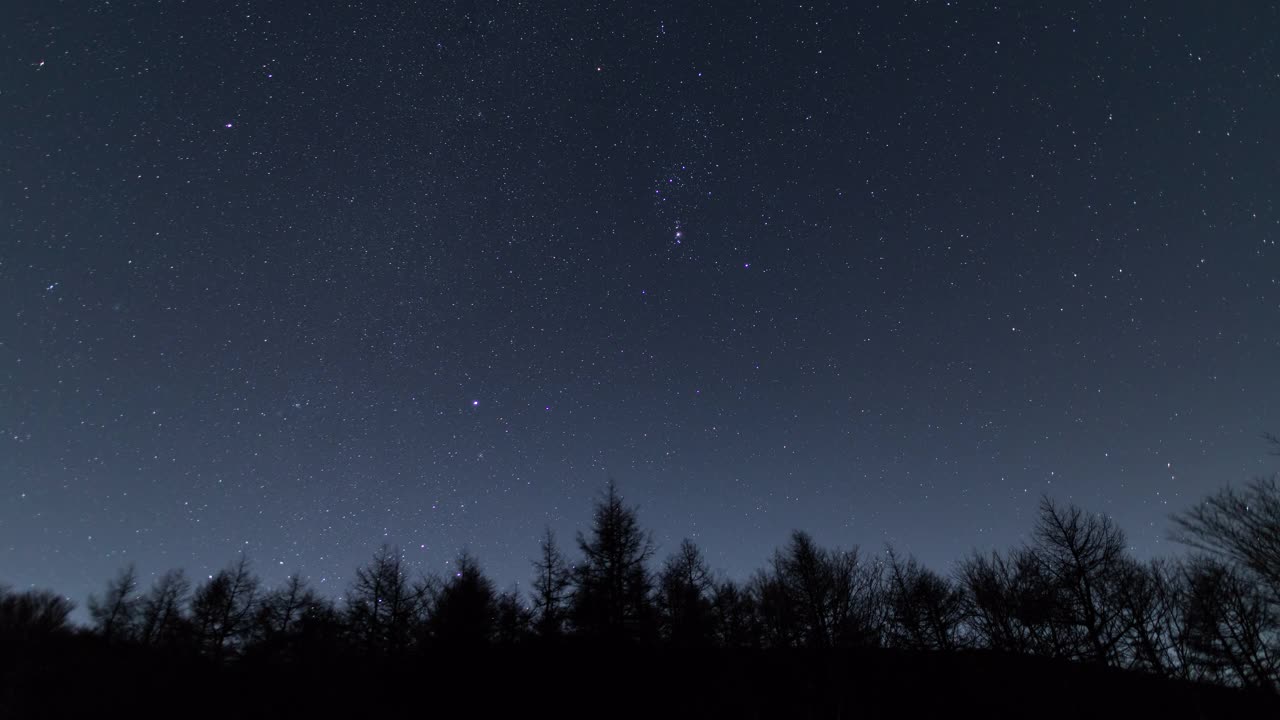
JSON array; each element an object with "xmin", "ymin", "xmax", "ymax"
[{"xmin": 570, "ymin": 482, "xmax": 657, "ymax": 643}]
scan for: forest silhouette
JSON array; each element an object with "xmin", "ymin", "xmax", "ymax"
[{"xmin": 4, "ymin": 459, "xmax": 1280, "ymax": 717}]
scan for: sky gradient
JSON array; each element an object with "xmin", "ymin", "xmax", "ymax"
[{"xmin": 3, "ymin": 1, "xmax": 1278, "ymax": 612}]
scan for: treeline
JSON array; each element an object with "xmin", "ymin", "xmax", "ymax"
[{"xmin": 4, "ymin": 477, "xmax": 1280, "ymax": 698}]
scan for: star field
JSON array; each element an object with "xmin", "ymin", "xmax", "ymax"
[{"xmin": 2, "ymin": 2, "xmax": 1278, "ymax": 610}]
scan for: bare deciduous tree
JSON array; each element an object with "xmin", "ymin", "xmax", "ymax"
[
  {"xmin": 750, "ymin": 567, "xmax": 796, "ymax": 648},
  {"xmin": 710, "ymin": 579, "xmax": 757, "ymax": 648},
  {"xmin": 883, "ymin": 548, "xmax": 966, "ymax": 651},
  {"xmin": 0, "ymin": 586, "xmax": 75, "ymax": 641},
  {"xmin": 1117, "ymin": 559, "xmax": 1194, "ymax": 679},
  {"xmin": 530, "ymin": 527, "xmax": 572, "ymax": 639},
  {"xmin": 190, "ymin": 555, "xmax": 261, "ymax": 661},
  {"xmin": 1173, "ymin": 474, "xmax": 1280, "ymax": 602},
  {"xmin": 88, "ymin": 565, "xmax": 140, "ymax": 643},
  {"xmin": 138, "ymin": 570, "xmax": 191, "ymax": 649},
  {"xmin": 958, "ymin": 547, "xmax": 1061, "ymax": 657},
  {"xmin": 255, "ymin": 573, "xmax": 322, "ymax": 641},
  {"xmin": 754, "ymin": 531, "xmax": 882, "ymax": 649},
  {"xmin": 655, "ymin": 539, "xmax": 716, "ymax": 647},
  {"xmin": 1032, "ymin": 498, "xmax": 1136, "ymax": 665},
  {"xmin": 345, "ymin": 545, "xmax": 422, "ymax": 656},
  {"xmin": 1181, "ymin": 557, "xmax": 1279, "ymax": 690}
]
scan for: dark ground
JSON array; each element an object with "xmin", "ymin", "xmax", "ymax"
[{"xmin": 3, "ymin": 635, "xmax": 1276, "ymax": 718}]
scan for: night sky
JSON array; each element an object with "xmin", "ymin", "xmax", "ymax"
[{"xmin": 3, "ymin": 2, "xmax": 1278, "ymax": 611}]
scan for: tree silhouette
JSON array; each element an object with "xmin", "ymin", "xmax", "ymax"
[
  {"xmin": 1181, "ymin": 557, "xmax": 1279, "ymax": 690},
  {"xmin": 570, "ymin": 482, "xmax": 657, "ymax": 643},
  {"xmin": 249, "ymin": 573, "xmax": 334, "ymax": 661},
  {"xmin": 1117, "ymin": 559, "xmax": 1194, "ymax": 679},
  {"xmin": 750, "ymin": 566, "xmax": 797, "ymax": 648},
  {"xmin": 0, "ymin": 586, "xmax": 74, "ymax": 642},
  {"xmin": 755, "ymin": 531, "xmax": 882, "ymax": 649},
  {"xmin": 655, "ymin": 539, "xmax": 716, "ymax": 647},
  {"xmin": 425, "ymin": 551, "xmax": 498, "ymax": 648},
  {"xmin": 345, "ymin": 545, "xmax": 422, "ymax": 657},
  {"xmin": 88, "ymin": 564, "xmax": 140, "ymax": 643},
  {"xmin": 190, "ymin": 555, "xmax": 261, "ymax": 661},
  {"xmin": 137, "ymin": 569, "xmax": 191, "ymax": 649},
  {"xmin": 1173, "ymin": 474, "xmax": 1280, "ymax": 602},
  {"xmin": 958, "ymin": 547, "xmax": 1061, "ymax": 656},
  {"xmin": 883, "ymin": 548, "xmax": 966, "ymax": 651},
  {"xmin": 493, "ymin": 587, "xmax": 533, "ymax": 645},
  {"xmin": 710, "ymin": 579, "xmax": 758, "ymax": 648},
  {"xmin": 529, "ymin": 527, "xmax": 572, "ymax": 640},
  {"xmin": 1031, "ymin": 498, "xmax": 1136, "ymax": 665},
  {"xmin": 13, "ymin": 477, "xmax": 1280, "ymax": 708},
  {"xmin": 255, "ymin": 573, "xmax": 320, "ymax": 639}
]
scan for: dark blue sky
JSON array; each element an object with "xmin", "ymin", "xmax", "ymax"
[{"xmin": 3, "ymin": 1, "xmax": 1277, "ymax": 611}]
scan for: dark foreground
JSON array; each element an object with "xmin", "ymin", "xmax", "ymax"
[{"xmin": 4, "ymin": 636, "xmax": 1276, "ymax": 719}]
